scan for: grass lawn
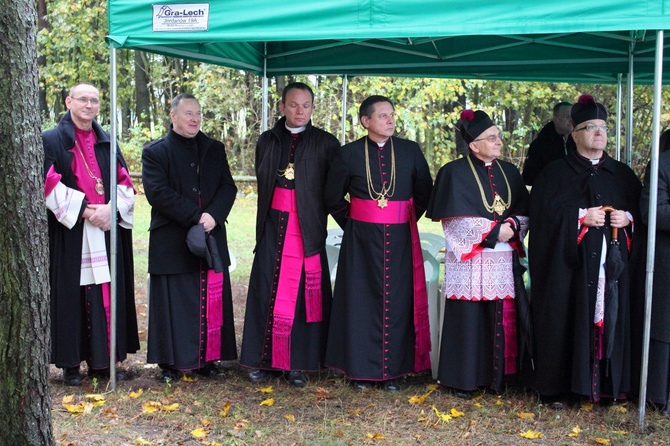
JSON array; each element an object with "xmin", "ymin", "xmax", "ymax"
[{"xmin": 49, "ymin": 193, "xmax": 670, "ymax": 445}]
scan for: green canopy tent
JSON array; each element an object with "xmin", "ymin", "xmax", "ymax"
[
  {"xmin": 106, "ymin": 0, "xmax": 667, "ymax": 427},
  {"xmin": 107, "ymin": 0, "xmax": 668, "ymax": 83}
]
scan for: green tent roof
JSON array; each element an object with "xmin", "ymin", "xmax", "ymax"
[{"xmin": 108, "ymin": 0, "xmax": 670, "ymax": 83}]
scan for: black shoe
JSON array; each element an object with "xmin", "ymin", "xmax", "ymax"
[
  {"xmin": 353, "ymin": 380, "xmax": 373, "ymax": 392},
  {"xmin": 195, "ymin": 363, "xmax": 223, "ymax": 378},
  {"xmin": 63, "ymin": 366, "xmax": 82, "ymax": 386},
  {"xmin": 88, "ymin": 368, "xmax": 129, "ymax": 381},
  {"xmin": 158, "ymin": 367, "xmax": 180, "ymax": 383},
  {"xmin": 451, "ymin": 388, "xmax": 475, "ymax": 399},
  {"xmin": 248, "ymin": 369, "xmax": 275, "ymax": 383},
  {"xmin": 285, "ymin": 371, "xmax": 307, "ymax": 388},
  {"xmin": 541, "ymin": 394, "xmax": 570, "ymax": 410},
  {"xmin": 382, "ymin": 380, "xmax": 400, "ymax": 392}
]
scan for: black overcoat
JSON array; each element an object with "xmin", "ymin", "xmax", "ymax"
[
  {"xmin": 527, "ymin": 151, "xmax": 641, "ymax": 400},
  {"xmin": 142, "ymin": 128, "xmax": 237, "ymax": 274}
]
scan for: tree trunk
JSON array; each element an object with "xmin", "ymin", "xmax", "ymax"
[
  {"xmin": 135, "ymin": 50, "xmax": 152, "ymax": 128},
  {"xmin": 36, "ymin": 0, "xmax": 49, "ymax": 118},
  {"xmin": 0, "ymin": 1, "xmax": 54, "ymax": 445}
]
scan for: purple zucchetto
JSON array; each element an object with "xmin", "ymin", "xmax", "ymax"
[
  {"xmin": 571, "ymin": 94, "xmax": 608, "ymax": 126},
  {"xmin": 459, "ymin": 109, "xmax": 494, "ymax": 143}
]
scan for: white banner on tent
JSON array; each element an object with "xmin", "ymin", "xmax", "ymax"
[{"xmin": 152, "ymin": 4, "xmax": 210, "ymax": 32}]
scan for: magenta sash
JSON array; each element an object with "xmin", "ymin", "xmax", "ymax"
[
  {"xmin": 205, "ymin": 270, "xmax": 224, "ymax": 362},
  {"xmin": 502, "ymin": 299, "xmax": 517, "ymax": 375},
  {"xmin": 270, "ymin": 187, "xmax": 322, "ymax": 369},
  {"xmin": 349, "ymin": 197, "xmax": 431, "ymax": 372}
]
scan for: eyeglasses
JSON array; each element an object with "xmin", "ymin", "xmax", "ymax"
[
  {"xmin": 575, "ymin": 124, "xmax": 608, "ymax": 133},
  {"xmin": 473, "ymin": 133, "xmax": 503, "ymax": 143},
  {"xmin": 70, "ymin": 96, "xmax": 100, "ymax": 105}
]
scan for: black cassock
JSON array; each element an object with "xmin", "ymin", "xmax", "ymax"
[{"xmin": 324, "ymin": 136, "xmax": 433, "ymax": 381}]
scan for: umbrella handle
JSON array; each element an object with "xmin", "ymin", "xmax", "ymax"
[{"xmin": 601, "ymin": 206, "xmax": 618, "ymax": 239}]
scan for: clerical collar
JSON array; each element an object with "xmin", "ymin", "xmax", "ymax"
[
  {"xmin": 285, "ymin": 123, "xmax": 306, "ymax": 134},
  {"xmin": 368, "ymin": 136, "xmax": 389, "ymax": 148}
]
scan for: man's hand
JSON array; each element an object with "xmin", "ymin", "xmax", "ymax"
[
  {"xmin": 609, "ymin": 209, "xmax": 630, "ymax": 229},
  {"xmin": 585, "ymin": 206, "xmax": 607, "ymax": 228},
  {"xmin": 497, "ymin": 222, "xmax": 514, "ymax": 242},
  {"xmin": 87, "ymin": 203, "xmax": 112, "ymax": 231},
  {"xmin": 199, "ymin": 212, "xmax": 217, "ymax": 233}
]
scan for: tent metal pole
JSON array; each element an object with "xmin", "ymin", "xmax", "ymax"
[
  {"xmin": 615, "ymin": 74, "xmax": 622, "ymax": 161},
  {"xmin": 638, "ymin": 29, "xmax": 664, "ymax": 431},
  {"xmin": 109, "ymin": 45, "xmax": 119, "ymax": 390},
  {"xmin": 341, "ymin": 74, "xmax": 348, "ymax": 145},
  {"xmin": 626, "ymin": 43, "xmax": 635, "ymax": 166},
  {"xmin": 262, "ymin": 43, "xmax": 268, "ymax": 132}
]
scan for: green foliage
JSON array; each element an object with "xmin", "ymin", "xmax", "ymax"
[{"xmin": 37, "ymin": 2, "xmax": 670, "ymax": 178}]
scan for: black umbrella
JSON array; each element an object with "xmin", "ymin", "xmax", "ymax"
[
  {"xmin": 513, "ymin": 251, "xmax": 534, "ymax": 370},
  {"xmin": 602, "ymin": 206, "xmax": 625, "ymax": 362}
]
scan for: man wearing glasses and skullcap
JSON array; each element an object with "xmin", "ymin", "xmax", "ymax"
[
  {"xmin": 42, "ymin": 83, "xmax": 139, "ymax": 386},
  {"xmin": 426, "ymin": 109, "xmax": 529, "ymax": 399},
  {"xmin": 526, "ymin": 94, "xmax": 642, "ymax": 408}
]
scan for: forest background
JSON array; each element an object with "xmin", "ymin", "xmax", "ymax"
[{"xmin": 38, "ymin": 1, "xmax": 670, "ymax": 180}]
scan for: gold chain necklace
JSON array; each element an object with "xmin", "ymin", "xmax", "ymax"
[
  {"xmin": 467, "ymin": 155, "xmax": 511, "ymax": 215},
  {"xmin": 277, "ymin": 133, "xmax": 299, "ymax": 180},
  {"xmin": 365, "ymin": 138, "xmax": 396, "ymax": 209},
  {"xmin": 277, "ymin": 163, "xmax": 295, "ymax": 180},
  {"xmin": 74, "ymin": 139, "xmax": 104, "ymax": 195}
]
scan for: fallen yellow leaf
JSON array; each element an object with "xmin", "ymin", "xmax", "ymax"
[
  {"xmin": 366, "ymin": 432, "xmax": 385, "ymax": 440},
  {"xmin": 568, "ymin": 425, "xmax": 581, "ymax": 437},
  {"xmin": 474, "ymin": 403, "xmax": 483, "ymax": 408},
  {"xmin": 142, "ymin": 401, "xmax": 162, "ymax": 414},
  {"xmin": 182, "ymin": 375, "xmax": 196, "ymax": 382},
  {"xmin": 432, "ymin": 406, "xmax": 452, "ymax": 423},
  {"xmin": 610, "ymin": 405, "xmax": 627, "ymax": 413},
  {"xmin": 347, "ymin": 408, "xmax": 362, "ymax": 416},
  {"xmin": 260, "ymin": 385, "xmax": 273, "ymax": 394},
  {"xmin": 129, "ymin": 389, "xmax": 143, "ymax": 399},
  {"xmin": 580, "ymin": 402, "xmax": 594, "ymax": 411},
  {"xmin": 611, "ymin": 430, "xmax": 628, "ymax": 435},
  {"xmin": 426, "ymin": 383, "xmax": 439, "ymax": 391},
  {"xmin": 190, "ymin": 427, "xmax": 208, "ymax": 439},
  {"xmin": 260, "ymin": 398, "xmax": 274, "ymax": 407},
  {"xmin": 593, "ymin": 438, "xmax": 611, "ymax": 445},
  {"xmin": 408, "ymin": 390, "xmax": 433, "ymax": 405},
  {"xmin": 62, "ymin": 395, "xmax": 75, "ymax": 404},
  {"xmin": 162, "ymin": 403, "xmax": 180, "ymax": 412},
  {"xmin": 517, "ymin": 411, "xmax": 535, "ymax": 420},
  {"xmin": 64, "ymin": 404, "xmax": 85, "ymax": 414},
  {"xmin": 519, "ymin": 429, "xmax": 544, "ymax": 439},
  {"xmin": 220, "ymin": 401, "xmax": 232, "ymax": 417},
  {"xmin": 85, "ymin": 394, "xmax": 105, "ymax": 402},
  {"xmin": 284, "ymin": 414, "xmax": 295, "ymax": 422},
  {"xmin": 201, "ymin": 418, "xmax": 211, "ymax": 427},
  {"xmin": 450, "ymin": 408, "xmax": 465, "ymax": 418}
]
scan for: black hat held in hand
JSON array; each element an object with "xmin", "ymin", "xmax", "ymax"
[{"xmin": 186, "ymin": 224, "xmax": 225, "ymax": 273}]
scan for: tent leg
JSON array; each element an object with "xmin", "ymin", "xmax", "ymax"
[
  {"xmin": 638, "ymin": 29, "xmax": 664, "ymax": 431},
  {"xmin": 109, "ymin": 45, "xmax": 119, "ymax": 390}
]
